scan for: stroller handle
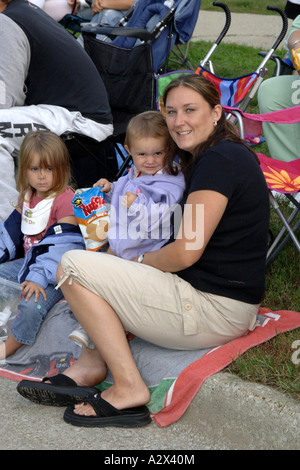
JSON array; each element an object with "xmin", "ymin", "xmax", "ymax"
[
  {"xmin": 199, "ymin": 1, "xmax": 231, "ymax": 68},
  {"xmin": 267, "ymin": 5, "xmax": 288, "ymax": 51},
  {"xmin": 212, "ymin": 2, "xmax": 231, "ymax": 46},
  {"xmin": 254, "ymin": 6, "xmax": 289, "ymax": 74}
]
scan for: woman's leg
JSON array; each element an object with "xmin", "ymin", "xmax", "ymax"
[
  {"xmin": 62, "ymin": 343, "xmax": 107, "ymax": 388},
  {"xmin": 58, "ymin": 250, "xmax": 258, "ymax": 350},
  {"xmin": 258, "ymin": 75, "xmax": 300, "ymax": 162},
  {"xmin": 57, "ymin": 262, "xmax": 150, "ymax": 413},
  {"xmin": 55, "ymin": 249, "xmax": 257, "ymax": 415}
]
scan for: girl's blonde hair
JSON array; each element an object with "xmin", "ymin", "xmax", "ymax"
[
  {"xmin": 124, "ymin": 110, "xmax": 178, "ymax": 175},
  {"xmin": 17, "ymin": 130, "xmax": 71, "ymax": 204}
]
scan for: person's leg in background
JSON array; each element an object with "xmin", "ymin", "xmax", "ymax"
[{"xmin": 258, "ymin": 75, "xmax": 300, "ymax": 162}]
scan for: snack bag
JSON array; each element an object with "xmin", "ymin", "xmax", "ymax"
[
  {"xmin": 291, "ymin": 47, "xmax": 300, "ymax": 73},
  {"xmin": 72, "ymin": 187, "xmax": 109, "ymax": 251}
]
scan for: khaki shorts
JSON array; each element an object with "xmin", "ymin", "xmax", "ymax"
[{"xmin": 60, "ymin": 250, "xmax": 259, "ymax": 351}]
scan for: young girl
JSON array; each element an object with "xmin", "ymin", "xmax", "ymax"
[
  {"xmin": 0, "ymin": 130, "xmax": 85, "ymax": 360},
  {"xmin": 69, "ymin": 110, "xmax": 185, "ymax": 348},
  {"xmin": 95, "ymin": 110, "xmax": 185, "ymax": 260}
]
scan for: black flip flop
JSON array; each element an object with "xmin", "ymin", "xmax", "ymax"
[
  {"xmin": 63, "ymin": 394, "xmax": 151, "ymax": 428},
  {"xmin": 17, "ymin": 374, "xmax": 99, "ymax": 407}
]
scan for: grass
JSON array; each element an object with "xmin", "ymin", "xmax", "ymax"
[
  {"xmin": 172, "ymin": 6, "xmax": 300, "ymax": 401},
  {"xmin": 187, "ymin": 39, "xmax": 284, "ymax": 78},
  {"xmin": 200, "ymin": 0, "xmax": 286, "ymax": 15}
]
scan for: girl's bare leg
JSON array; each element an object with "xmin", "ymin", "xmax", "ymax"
[
  {"xmin": 57, "ymin": 263, "xmax": 150, "ymax": 415},
  {"xmin": 0, "ymin": 334, "xmax": 22, "ymax": 361}
]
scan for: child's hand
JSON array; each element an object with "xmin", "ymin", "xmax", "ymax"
[
  {"xmin": 93, "ymin": 178, "xmax": 111, "ymax": 192},
  {"xmin": 122, "ymin": 192, "xmax": 138, "ymax": 208},
  {"xmin": 21, "ymin": 281, "xmax": 47, "ymax": 302}
]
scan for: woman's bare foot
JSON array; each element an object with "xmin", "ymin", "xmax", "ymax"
[
  {"xmin": 44, "ymin": 345, "xmax": 107, "ymax": 387},
  {"xmin": 64, "ymin": 346, "xmax": 107, "ymax": 386},
  {"xmin": 73, "ymin": 380, "xmax": 150, "ymax": 417}
]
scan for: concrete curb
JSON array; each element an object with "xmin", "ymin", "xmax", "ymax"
[
  {"xmin": 180, "ymin": 372, "xmax": 300, "ymax": 450},
  {"xmin": 1, "ymin": 371, "xmax": 299, "ymax": 450}
]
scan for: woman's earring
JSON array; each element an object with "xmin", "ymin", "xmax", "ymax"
[{"xmin": 214, "ymin": 121, "xmax": 218, "ymax": 126}]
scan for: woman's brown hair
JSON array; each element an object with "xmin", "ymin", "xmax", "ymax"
[{"xmin": 162, "ymin": 74, "xmax": 259, "ymax": 178}]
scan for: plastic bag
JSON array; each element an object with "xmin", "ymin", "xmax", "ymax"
[{"xmin": 0, "ymin": 278, "xmax": 21, "ymax": 340}]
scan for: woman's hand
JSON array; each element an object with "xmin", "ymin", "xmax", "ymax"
[
  {"xmin": 107, "ymin": 245, "xmax": 116, "ymax": 256},
  {"xmin": 140, "ymin": 189, "xmax": 228, "ymax": 273},
  {"xmin": 122, "ymin": 191, "xmax": 137, "ymax": 208},
  {"xmin": 21, "ymin": 281, "xmax": 47, "ymax": 302}
]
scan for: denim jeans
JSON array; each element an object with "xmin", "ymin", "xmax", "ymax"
[{"xmin": 0, "ymin": 258, "xmax": 63, "ymax": 345}]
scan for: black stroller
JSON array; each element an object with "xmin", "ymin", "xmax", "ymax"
[{"xmin": 63, "ymin": 0, "xmax": 201, "ymax": 186}]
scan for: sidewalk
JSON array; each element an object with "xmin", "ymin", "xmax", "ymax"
[
  {"xmin": 1, "ymin": 370, "xmax": 299, "ymax": 450},
  {"xmin": 1, "ymin": 10, "xmax": 300, "ymax": 451},
  {"xmin": 192, "ymin": 9, "xmax": 293, "ymax": 49}
]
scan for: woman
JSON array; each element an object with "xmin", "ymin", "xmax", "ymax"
[{"xmin": 17, "ymin": 75, "xmax": 270, "ymax": 428}]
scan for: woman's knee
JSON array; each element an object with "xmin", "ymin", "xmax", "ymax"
[
  {"xmin": 258, "ymin": 75, "xmax": 296, "ymax": 112},
  {"xmin": 59, "ymin": 250, "xmax": 82, "ymax": 273},
  {"xmin": 258, "ymin": 77, "xmax": 277, "ymax": 112},
  {"xmin": 56, "ymin": 260, "xmax": 63, "ymax": 282}
]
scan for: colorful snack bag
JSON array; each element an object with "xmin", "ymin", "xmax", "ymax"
[
  {"xmin": 72, "ymin": 187, "xmax": 109, "ymax": 251},
  {"xmin": 291, "ymin": 46, "xmax": 300, "ymax": 73}
]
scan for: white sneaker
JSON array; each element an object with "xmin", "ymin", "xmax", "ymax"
[{"xmin": 69, "ymin": 327, "xmax": 95, "ymax": 349}]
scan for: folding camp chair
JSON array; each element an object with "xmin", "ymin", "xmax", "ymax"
[
  {"xmin": 195, "ymin": 5, "xmax": 288, "ymax": 111},
  {"xmin": 156, "ymin": 4, "xmax": 288, "ymax": 116},
  {"xmin": 155, "ymin": 2, "xmax": 229, "ymax": 110},
  {"xmin": 225, "ymin": 104, "xmax": 300, "ymax": 265}
]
